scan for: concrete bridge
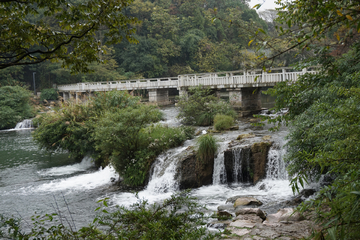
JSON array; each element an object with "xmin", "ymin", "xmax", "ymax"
[{"xmin": 58, "ymin": 67, "xmax": 316, "ymax": 115}]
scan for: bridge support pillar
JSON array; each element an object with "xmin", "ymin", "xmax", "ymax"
[
  {"xmin": 179, "ymin": 89, "xmax": 188, "ymax": 99},
  {"xmin": 62, "ymin": 92, "xmax": 68, "ymax": 101},
  {"xmin": 228, "ymin": 87, "xmax": 262, "ymax": 117},
  {"xmin": 148, "ymin": 89, "xmax": 171, "ymax": 105}
]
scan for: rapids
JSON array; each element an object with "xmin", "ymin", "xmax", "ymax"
[{"xmin": 0, "ymin": 106, "xmax": 302, "ymax": 230}]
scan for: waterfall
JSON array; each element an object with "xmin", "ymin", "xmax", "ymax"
[
  {"xmin": 212, "ymin": 142, "xmax": 228, "ymax": 185},
  {"xmin": 232, "ymin": 148, "xmax": 242, "ymax": 183},
  {"xmin": 14, "ymin": 119, "xmax": 33, "ymax": 129},
  {"xmin": 145, "ymin": 145, "xmax": 188, "ymax": 193},
  {"xmin": 266, "ymin": 146, "xmax": 287, "ymax": 180}
]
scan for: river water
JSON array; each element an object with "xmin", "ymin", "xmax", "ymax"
[{"xmin": 0, "ymin": 106, "xmax": 297, "ymax": 231}]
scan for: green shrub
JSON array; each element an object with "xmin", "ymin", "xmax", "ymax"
[
  {"xmin": 213, "ymin": 114, "xmax": 234, "ymax": 131},
  {"xmin": 177, "ymin": 86, "xmax": 237, "ymax": 126},
  {"xmin": 197, "ymin": 134, "xmax": 218, "ymax": 163},
  {"xmin": 0, "ymin": 192, "xmax": 218, "ymax": 240},
  {"xmin": 34, "ymin": 90, "xmax": 195, "ymax": 187},
  {"xmin": 40, "ymin": 88, "xmax": 59, "ymax": 101},
  {"xmin": 0, "ymin": 85, "xmax": 34, "ymax": 130}
]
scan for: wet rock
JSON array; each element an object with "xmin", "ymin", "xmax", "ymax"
[
  {"xmin": 258, "ymin": 183, "xmax": 266, "ymax": 190},
  {"xmin": 217, "ymin": 204, "xmax": 235, "ymax": 212},
  {"xmin": 237, "ymin": 133, "xmax": 255, "ymax": 140},
  {"xmin": 235, "ymin": 208, "xmax": 266, "ymax": 220},
  {"xmin": 227, "ymin": 227, "xmax": 251, "ymax": 237},
  {"xmin": 177, "ymin": 149, "xmax": 214, "ymax": 189},
  {"xmin": 207, "ymin": 221, "xmax": 230, "ymax": 229},
  {"xmin": 264, "ymin": 208, "xmax": 305, "ymax": 226},
  {"xmin": 251, "ymin": 142, "xmax": 272, "ymax": 183},
  {"xmin": 224, "ymin": 142, "xmax": 272, "ymax": 184},
  {"xmin": 217, "ymin": 210, "xmax": 233, "ymax": 220},
  {"xmin": 300, "ymin": 188, "xmax": 316, "ymax": 198},
  {"xmin": 229, "ymin": 126, "xmax": 239, "ymax": 130},
  {"xmin": 262, "ymin": 135, "xmax": 271, "ymax": 141},
  {"xmin": 234, "ymin": 197, "xmax": 263, "ymax": 208}
]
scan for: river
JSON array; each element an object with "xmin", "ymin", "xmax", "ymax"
[{"xmin": 0, "ymin": 106, "xmax": 297, "ymax": 231}]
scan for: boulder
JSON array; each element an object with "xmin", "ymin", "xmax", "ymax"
[
  {"xmin": 224, "ymin": 142, "xmax": 272, "ymax": 184},
  {"xmin": 217, "ymin": 210, "xmax": 233, "ymax": 220},
  {"xmin": 234, "ymin": 197, "xmax": 263, "ymax": 208},
  {"xmin": 251, "ymin": 142, "xmax": 272, "ymax": 183},
  {"xmin": 235, "ymin": 208, "xmax": 266, "ymax": 220},
  {"xmin": 237, "ymin": 133, "xmax": 255, "ymax": 140},
  {"xmin": 217, "ymin": 204, "xmax": 235, "ymax": 212},
  {"xmin": 264, "ymin": 208, "xmax": 305, "ymax": 226},
  {"xmin": 177, "ymin": 149, "xmax": 214, "ymax": 189}
]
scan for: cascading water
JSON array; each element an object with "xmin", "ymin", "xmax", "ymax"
[
  {"xmin": 0, "ymin": 106, "xmax": 298, "ymax": 228},
  {"xmin": 145, "ymin": 146, "xmax": 188, "ymax": 193},
  {"xmin": 14, "ymin": 119, "xmax": 34, "ymax": 129},
  {"xmin": 212, "ymin": 142, "xmax": 228, "ymax": 185},
  {"xmin": 232, "ymin": 148, "xmax": 242, "ymax": 183},
  {"xmin": 266, "ymin": 146, "xmax": 288, "ymax": 180}
]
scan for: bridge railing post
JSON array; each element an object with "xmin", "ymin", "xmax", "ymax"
[{"xmin": 282, "ymin": 68, "xmax": 286, "ymax": 81}]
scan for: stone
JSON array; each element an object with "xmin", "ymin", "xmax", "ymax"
[
  {"xmin": 177, "ymin": 149, "xmax": 214, "ymax": 189},
  {"xmin": 251, "ymin": 142, "xmax": 272, "ymax": 184},
  {"xmin": 250, "ymin": 228, "xmax": 281, "ymax": 239},
  {"xmin": 224, "ymin": 141, "xmax": 272, "ymax": 184},
  {"xmin": 300, "ymin": 188, "xmax": 316, "ymax": 198},
  {"xmin": 207, "ymin": 222, "xmax": 230, "ymax": 229},
  {"xmin": 228, "ymin": 227, "xmax": 251, "ymax": 237},
  {"xmin": 264, "ymin": 208, "xmax": 305, "ymax": 226},
  {"xmin": 234, "ymin": 197, "xmax": 263, "ymax": 208},
  {"xmin": 237, "ymin": 133, "xmax": 255, "ymax": 140},
  {"xmin": 229, "ymin": 126, "xmax": 239, "ymax": 130},
  {"xmin": 262, "ymin": 135, "xmax": 272, "ymax": 141},
  {"xmin": 235, "ymin": 208, "xmax": 266, "ymax": 220},
  {"xmin": 218, "ymin": 204, "xmax": 235, "ymax": 212},
  {"xmin": 217, "ymin": 210, "xmax": 233, "ymax": 220}
]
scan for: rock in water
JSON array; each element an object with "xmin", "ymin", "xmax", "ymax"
[{"xmin": 234, "ymin": 197, "xmax": 263, "ymax": 208}]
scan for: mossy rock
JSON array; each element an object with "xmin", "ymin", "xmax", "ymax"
[{"xmin": 237, "ymin": 133, "xmax": 255, "ymax": 140}]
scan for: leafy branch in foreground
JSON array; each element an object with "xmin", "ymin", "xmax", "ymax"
[{"xmin": 0, "ymin": 191, "xmax": 218, "ymax": 240}]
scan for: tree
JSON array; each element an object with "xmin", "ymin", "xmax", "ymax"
[
  {"xmin": 0, "ymin": 0, "xmax": 138, "ymax": 73},
  {"xmin": 0, "ymin": 86, "xmax": 34, "ymax": 130},
  {"xmin": 177, "ymin": 86, "xmax": 236, "ymax": 126},
  {"xmin": 255, "ymin": 0, "xmax": 360, "ymax": 238},
  {"xmin": 253, "ymin": 0, "xmax": 360, "ymax": 64}
]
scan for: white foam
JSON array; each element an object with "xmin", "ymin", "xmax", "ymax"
[
  {"xmin": 34, "ymin": 166, "xmax": 118, "ymax": 192},
  {"xmin": 38, "ymin": 156, "xmax": 94, "ymax": 177}
]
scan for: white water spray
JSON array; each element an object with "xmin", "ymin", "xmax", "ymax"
[
  {"xmin": 266, "ymin": 146, "xmax": 288, "ymax": 180},
  {"xmin": 14, "ymin": 119, "xmax": 33, "ymax": 129}
]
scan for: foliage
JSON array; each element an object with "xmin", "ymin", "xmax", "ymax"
[
  {"xmin": 94, "ymin": 120, "xmax": 193, "ymax": 186},
  {"xmin": 33, "ymin": 91, "xmax": 194, "ymax": 186},
  {"xmin": 253, "ymin": 0, "xmax": 360, "ymax": 66},
  {"xmin": 255, "ymin": 0, "xmax": 360, "ymax": 237},
  {"xmin": 0, "ymin": 86, "xmax": 34, "ymax": 130},
  {"xmin": 0, "ymin": 0, "xmax": 138, "ymax": 73},
  {"xmin": 2, "ymin": 1, "xmax": 267, "ymax": 91},
  {"xmin": 40, "ymin": 88, "xmax": 59, "ymax": 101},
  {"xmin": 196, "ymin": 134, "xmax": 218, "ymax": 163},
  {"xmin": 0, "ymin": 192, "xmax": 218, "ymax": 239},
  {"xmin": 177, "ymin": 86, "xmax": 237, "ymax": 126},
  {"xmin": 213, "ymin": 114, "xmax": 234, "ymax": 131}
]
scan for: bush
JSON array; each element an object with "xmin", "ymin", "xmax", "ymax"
[
  {"xmin": 177, "ymin": 86, "xmax": 236, "ymax": 126},
  {"xmin": 197, "ymin": 134, "xmax": 218, "ymax": 163},
  {"xmin": 0, "ymin": 192, "xmax": 218, "ymax": 240},
  {"xmin": 213, "ymin": 114, "xmax": 234, "ymax": 131},
  {"xmin": 0, "ymin": 85, "xmax": 34, "ymax": 130},
  {"xmin": 34, "ymin": 91, "xmax": 194, "ymax": 187},
  {"xmin": 40, "ymin": 88, "xmax": 59, "ymax": 101}
]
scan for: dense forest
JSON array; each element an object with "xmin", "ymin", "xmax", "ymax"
[{"xmin": 0, "ymin": 0, "xmax": 273, "ymax": 91}]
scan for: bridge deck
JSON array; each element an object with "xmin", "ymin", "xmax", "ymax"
[{"xmin": 58, "ymin": 68, "xmax": 316, "ymax": 92}]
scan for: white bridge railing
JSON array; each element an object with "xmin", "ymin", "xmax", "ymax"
[{"xmin": 58, "ymin": 67, "xmax": 317, "ymax": 92}]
